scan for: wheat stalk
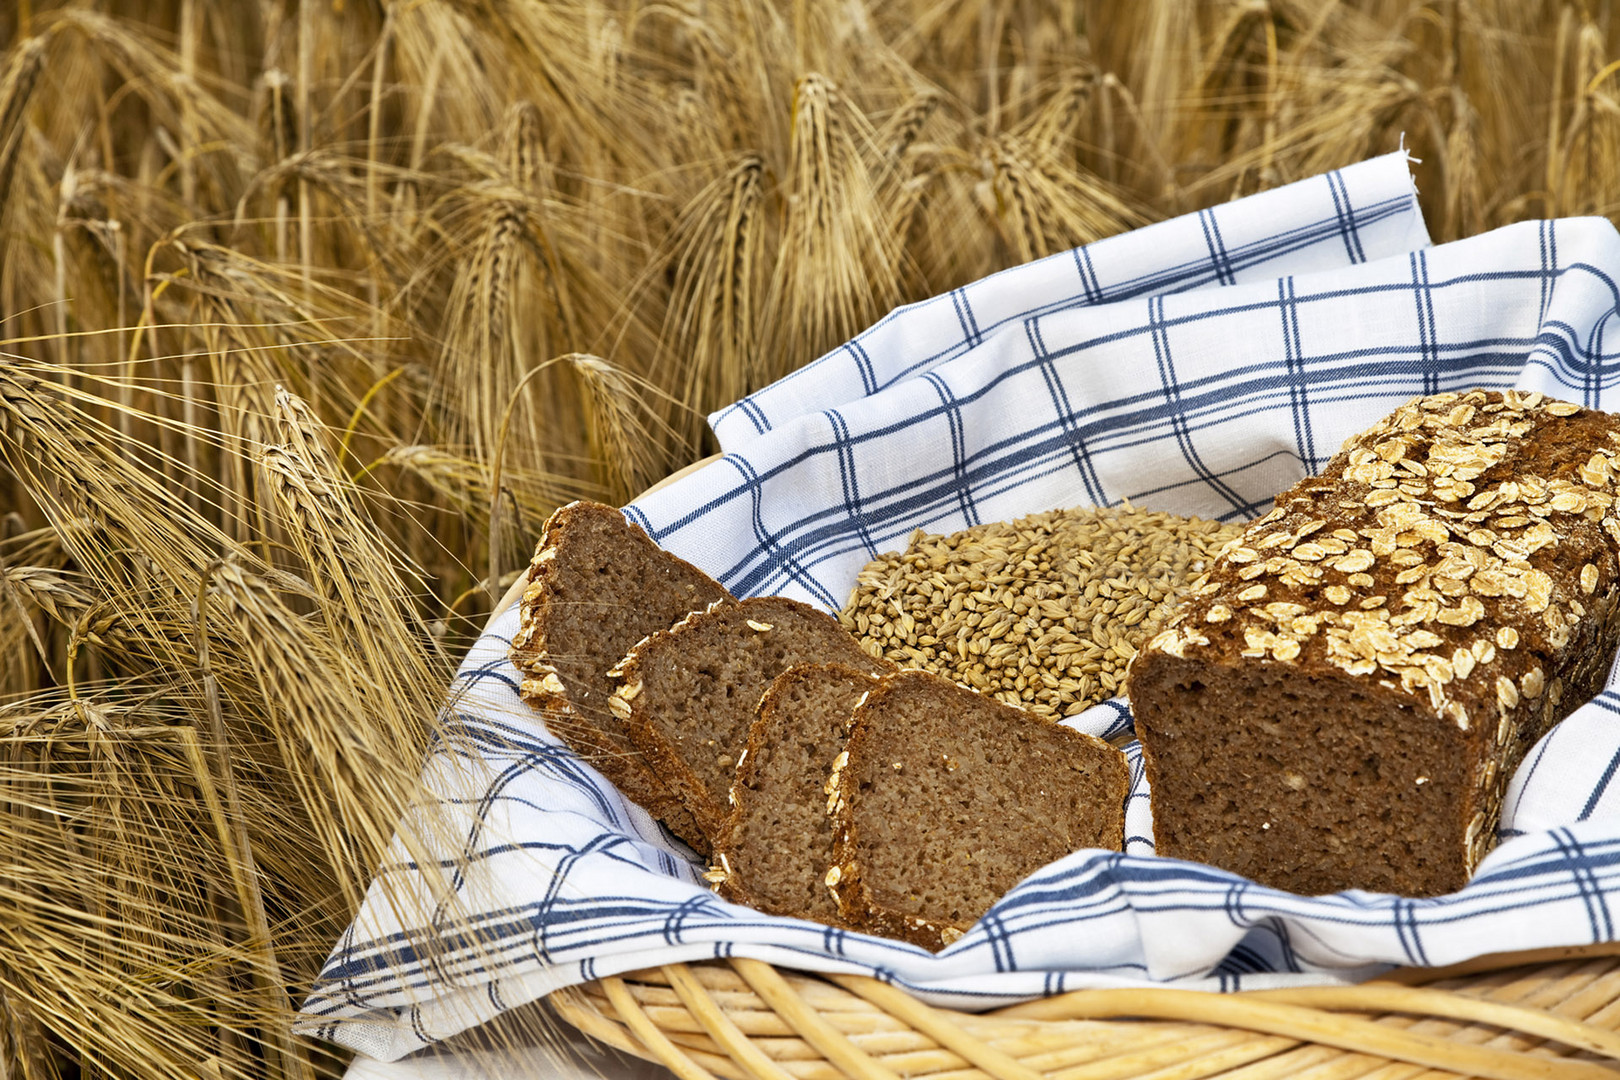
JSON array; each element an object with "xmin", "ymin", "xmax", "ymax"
[
  {"xmin": 659, "ymin": 153, "xmax": 767, "ymax": 449},
  {"xmin": 0, "ymin": 4, "xmax": 1615, "ymax": 1076},
  {"xmin": 0, "ymin": 36, "xmax": 44, "ymax": 231},
  {"xmin": 761, "ymin": 73, "xmax": 907, "ymax": 387}
]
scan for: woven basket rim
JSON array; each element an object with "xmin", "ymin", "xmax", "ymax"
[{"xmin": 547, "ymin": 947, "xmax": 1620, "ymax": 1080}]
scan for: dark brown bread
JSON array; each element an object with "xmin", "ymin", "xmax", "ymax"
[
  {"xmin": 508, "ymin": 500, "xmax": 733, "ymax": 851},
  {"xmin": 1127, "ymin": 390, "xmax": 1620, "ymax": 896},
  {"xmin": 828, "ymin": 670, "xmax": 1129, "ymax": 951},
  {"xmin": 612, "ymin": 596, "xmax": 895, "ymax": 845},
  {"xmin": 709, "ymin": 664, "xmax": 881, "ymax": 925}
]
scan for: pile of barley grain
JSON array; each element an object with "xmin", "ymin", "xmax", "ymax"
[{"xmin": 841, "ymin": 505, "xmax": 1250, "ymax": 720}]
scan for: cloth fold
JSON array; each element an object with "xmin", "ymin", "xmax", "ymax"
[
  {"xmin": 300, "ymin": 152, "xmax": 1620, "ymax": 1063},
  {"xmin": 709, "ymin": 150, "xmax": 1430, "ymax": 450}
]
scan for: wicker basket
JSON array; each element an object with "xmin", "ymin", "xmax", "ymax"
[
  {"xmin": 542, "ymin": 947, "xmax": 1620, "ymax": 1080},
  {"xmin": 491, "ymin": 468, "xmax": 1620, "ymax": 1080}
]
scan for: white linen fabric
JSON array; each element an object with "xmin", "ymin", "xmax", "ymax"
[
  {"xmin": 709, "ymin": 150, "xmax": 1432, "ymax": 451},
  {"xmin": 299, "ymin": 151, "xmax": 1620, "ymax": 1063}
]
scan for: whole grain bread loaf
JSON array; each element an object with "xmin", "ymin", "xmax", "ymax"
[
  {"xmin": 708, "ymin": 663, "xmax": 881, "ymax": 925},
  {"xmin": 827, "ymin": 669, "xmax": 1129, "ymax": 951},
  {"xmin": 508, "ymin": 500, "xmax": 733, "ymax": 851},
  {"xmin": 1127, "ymin": 389, "xmax": 1620, "ymax": 896},
  {"xmin": 612, "ymin": 596, "xmax": 894, "ymax": 846}
]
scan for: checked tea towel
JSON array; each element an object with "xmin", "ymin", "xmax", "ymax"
[{"xmin": 300, "ymin": 150, "xmax": 1620, "ymax": 1062}]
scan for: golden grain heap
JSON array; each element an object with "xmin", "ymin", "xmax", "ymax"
[{"xmin": 841, "ymin": 505, "xmax": 1248, "ymax": 720}]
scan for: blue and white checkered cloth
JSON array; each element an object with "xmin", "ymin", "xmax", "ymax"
[{"xmin": 299, "ymin": 150, "xmax": 1620, "ymax": 1062}]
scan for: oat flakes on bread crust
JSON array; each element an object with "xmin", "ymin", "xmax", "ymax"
[
  {"xmin": 1127, "ymin": 389, "xmax": 1620, "ymax": 896},
  {"xmin": 509, "ymin": 500, "xmax": 733, "ymax": 852},
  {"xmin": 612, "ymin": 595, "xmax": 895, "ymax": 847}
]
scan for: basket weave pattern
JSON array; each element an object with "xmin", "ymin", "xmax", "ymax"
[{"xmin": 547, "ymin": 948, "xmax": 1620, "ymax": 1080}]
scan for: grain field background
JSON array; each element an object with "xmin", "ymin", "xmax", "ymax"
[{"xmin": 0, "ymin": 1, "xmax": 1617, "ymax": 1075}]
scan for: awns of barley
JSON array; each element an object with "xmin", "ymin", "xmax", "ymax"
[
  {"xmin": 380, "ymin": 444, "xmax": 592, "ymax": 516},
  {"xmin": 204, "ymin": 560, "xmax": 409, "ymax": 909},
  {"xmin": 983, "ymin": 75, "xmax": 1146, "ymax": 265},
  {"xmin": 1, "ymin": 2, "xmax": 1618, "ymax": 1076},
  {"xmin": 48, "ymin": 9, "xmax": 256, "ymax": 198},
  {"xmin": 761, "ymin": 74, "xmax": 906, "ymax": 388},
  {"xmin": 659, "ymin": 153, "xmax": 767, "ymax": 448},
  {"xmin": 0, "ymin": 364, "xmax": 460, "ymax": 1077},
  {"xmin": 2, "ymin": 565, "xmax": 128, "ymax": 649},
  {"xmin": 0, "ymin": 364, "xmax": 230, "ymax": 600},
  {"xmin": 0, "ymin": 695, "xmax": 316, "ymax": 1080},
  {"xmin": 261, "ymin": 387, "xmax": 441, "ymax": 681},
  {"xmin": 564, "ymin": 353, "xmax": 664, "ymax": 506},
  {"xmin": 0, "ymin": 36, "xmax": 44, "ymax": 226},
  {"xmin": 432, "ymin": 173, "xmax": 618, "ymax": 494}
]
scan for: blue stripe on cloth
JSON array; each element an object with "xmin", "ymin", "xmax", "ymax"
[
  {"xmin": 1325, "ymin": 167, "xmax": 1366, "ymax": 264},
  {"xmin": 1539, "ymin": 218, "xmax": 1556, "ymax": 325},
  {"xmin": 1581, "ymin": 747, "xmax": 1620, "ymax": 822},
  {"xmin": 921, "ymin": 370, "xmax": 981, "ymax": 528},
  {"xmin": 845, "ymin": 339, "xmax": 879, "ymax": 396},
  {"xmin": 1147, "ymin": 294, "xmax": 1257, "ymax": 516},
  {"xmin": 1200, "ymin": 208, "xmax": 1236, "ymax": 286},
  {"xmin": 1552, "ymin": 828, "xmax": 1615, "ymax": 941},
  {"xmin": 952, "ymin": 286, "xmax": 983, "ymax": 348},
  {"xmin": 1074, "ymin": 243, "xmax": 1103, "ymax": 303},
  {"xmin": 1278, "ymin": 275, "xmax": 1319, "ymax": 472},
  {"xmin": 1394, "ymin": 899, "xmax": 1429, "ymax": 967},
  {"xmin": 825, "ymin": 407, "xmax": 879, "ymax": 559},
  {"xmin": 707, "ymin": 186, "xmax": 1422, "ymax": 446},
  {"xmin": 1025, "ymin": 315, "xmax": 1107, "ymax": 506},
  {"xmin": 723, "ymin": 453, "xmax": 839, "ymax": 608}
]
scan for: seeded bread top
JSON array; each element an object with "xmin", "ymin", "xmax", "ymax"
[{"xmin": 1135, "ymin": 390, "xmax": 1620, "ymax": 733}]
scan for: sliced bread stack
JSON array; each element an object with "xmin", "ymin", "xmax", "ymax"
[
  {"xmin": 827, "ymin": 670, "xmax": 1129, "ymax": 950},
  {"xmin": 509, "ymin": 502, "xmax": 1130, "ymax": 949},
  {"xmin": 709, "ymin": 664, "xmax": 1130, "ymax": 950},
  {"xmin": 508, "ymin": 500, "xmax": 732, "ymax": 851},
  {"xmin": 609, "ymin": 596, "xmax": 895, "ymax": 844}
]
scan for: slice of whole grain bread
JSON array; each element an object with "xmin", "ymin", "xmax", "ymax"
[
  {"xmin": 509, "ymin": 500, "xmax": 732, "ymax": 851},
  {"xmin": 709, "ymin": 663, "xmax": 881, "ymax": 925},
  {"xmin": 612, "ymin": 595, "xmax": 894, "ymax": 846},
  {"xmin": 828, "ymin": 669, "xmax": 1128, "ymax": 951}
]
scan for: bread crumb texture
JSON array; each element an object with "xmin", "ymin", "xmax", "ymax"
[{"xmin": 829, "ymin": 670, "xmax": 1128, "ymax": 950}]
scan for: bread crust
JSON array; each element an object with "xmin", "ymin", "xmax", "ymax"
[{"xmin": 1127, "ymin": 390, "xmax": 1620, "ymax": 895}]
